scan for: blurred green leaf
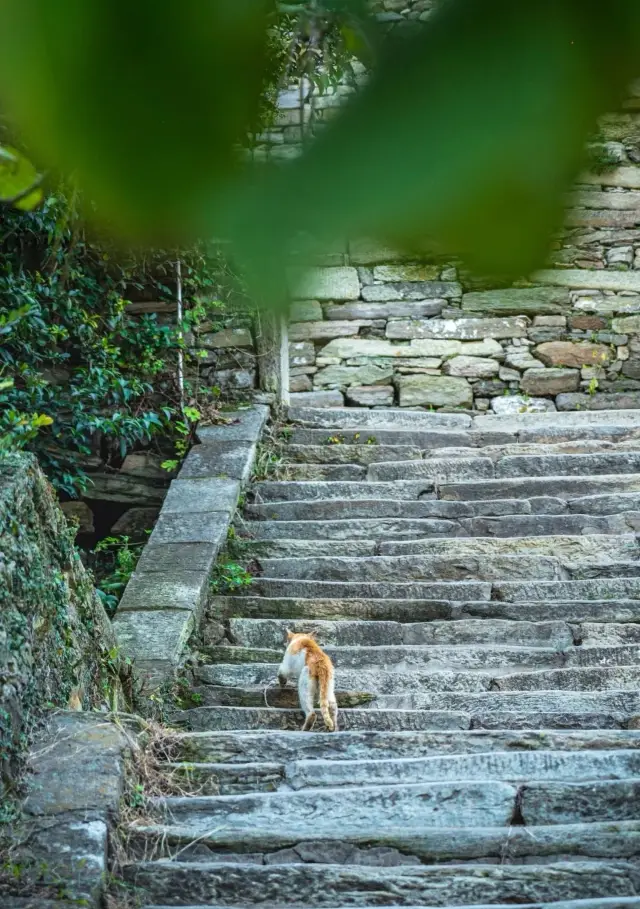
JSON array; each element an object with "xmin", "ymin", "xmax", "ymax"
[
  {"xmin": 0, "ymin": 0, "xmax": 275, "ymax": 239},
  {"xmin": 229, "ymin": 0, "xmax": 640, "ymax": 307},
  {"xmin": 0, "ymin": 145, "xmax": 43, "ymax": 210}
]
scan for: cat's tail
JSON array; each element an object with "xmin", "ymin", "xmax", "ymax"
[{"xmin": 317, "ymin": 662, "xmax": 335, "ymax": 732}]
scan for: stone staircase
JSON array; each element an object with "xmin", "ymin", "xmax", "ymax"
[{"xmin": 124, "ymin": 406, "xmax": 640, "ymax": 909}]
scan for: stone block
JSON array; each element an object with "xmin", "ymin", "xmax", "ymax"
[
  {"xmin": 290, "ymin": 373, "xmax": 313, "ymax": 393},
  {"xmin": 319, "ymin": 337, "xmax": 503, "ymax": 361},
  {"xmin": 314, "ymin": 364, "xmax": 394, "ymax": 387},
  {"xmin": 534, "ymin": 268, "xmax": 640, "ymax": 293},
  {"xmin": 196, "ymin": 405, "xmax": 268, "ymax": 444},
  {"xmin": 117, "ymin": 569, "xmax": 209, "ymax": 613},
  {"xmin": 289, "ymin": 390, "xmax": 345, "ymax": 407},
  {"xmin": 346, "ymin": 385, "xmax": 395, "ymax": 407},
  {"xmin": 179, "ymin": 441, "xmax": 255, "ymax": 482},
  {"xmin": 373, "ymin": 264, "xmax": 440, "ymax": 282},
  {"xmin": 289, "ymin": 300, "xmax": 323, "ymax": 322},
  {"xmin": 60, "ymin": 501, "xmax": 94, "ymax": 534},
  {"xmin": 363, "ymin": 281, "xmax": 461, "ymax": 302},
  {"xmin": 612, "ymin": 315, "xmax": 640, "ymax": 333},
  {"xmin": 289, "ymin": 341, "xmax": 316, "ymax": 367},
  {"xmin": 112, "ymin": 608, "xmax": 195, "ymax": 663},
  {"xmin": 556, "ymin": 391, "xmax": 640, "ymax": 410},
  {"xmin": 197, "ymin": 328, "xmax": 253, "ymax": 349},
  {"xmin": 520, "ymin": 368, "xmax": 580, "ymax": 396},
  {"xmin": 462, "ymin": 287, "xmax": 570, "ymax": 315},
  {"xmin": 580, "ymin": 165, "xmax": 640, "ymax": 188},
  {"xmin": 569, "ymin": 315, "xmax": 607, "ymax": 331},
  {"xmin": 398, "ymin": 375, "xmax": 473, "ymax": 408},
  {"xmin": 533, "ymin": 316, "xmax": 567, "ymax": 327},
  {"xmin": 163, "ymin": 478, "xmax": 240, "ymax": 513},
  {"xmin": 325, "ymin": 300, "xmax": 444, "ymax": 320},
  {"xmin": 535, "ymin": 341, "xmax": 612, "ymax": 368},
  {"xmin": 148, "ymin": 511, "xmax": 229, "ymax": 546},
  {"xmin": 387, "ymin": 316, "xmax": 528, "ymax": 341},
  {"xmin": 564, "ymin": 209, "xmax": 640, "ymax": 228},
  {"xmin": 443, "ymin": 356, "xmax": 500, "ymax": 378},
  {"xmin": 289, "ymin": 266, "xmax": 360, "ymax": 301},
  {"xmin": 490, "ymin": 395, "xmax": 557, "ymax": 415},
  {"xmin": 111, "ymin": 506, "xmax": 160, "ymax": 537},
  {"xmin": 288, "ymin": 320, "xmax": 368, "ymax": 341},
  {"xmin": 135, "ymin": 542, "xmax": 219, "ymax": 574}
]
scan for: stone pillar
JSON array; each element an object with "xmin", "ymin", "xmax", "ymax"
[{"xmin": 256, "ymin": 308, "xmax": 290, "ymax": 407}]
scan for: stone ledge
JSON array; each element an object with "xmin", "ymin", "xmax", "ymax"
[{"xmin": 114, "ymin": 406, "xmax": 267, "ymax": 683}]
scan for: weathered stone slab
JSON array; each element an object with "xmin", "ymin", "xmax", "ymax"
[
  {"xmin": 289, "ymin": 341, "xmax": 316, "ymax": 367},
  {"xmin": 362, "ymin": 281, "xmax": 462, "ymax": 301},
  {"xmin": 112, "ymin": 609, "xmax": 195, "ymax": 663},
  {"xmin": 494, "ymin": 577, "xmax": 640, "ymax": 602},
  {"xmin": 373, "ymin": 264, "xmax": 441, "ymax": 282},
  {"xmin": 196, "ymin": 406, "xmax": 268, "ymax": 444},
  {"xmin": 580, "ymin": 165, "xmax": 640, "ymax": 188},
  {"xmin": 135, "ymin": 542, "xmax": 218, "ymax": 574},
  {"xmin": 289, "ymin": 390, "xmax": 345, "ymax": 407},
  {"xmin": 397, "ymin": 375, "xmax": 473, "ymax": 407},
  {"xmin": 162, "ymin": 478, "xmax": 240, "ymax": 514},
  {"xmin": 289, "ymin": 299, "xmax": 322, "ymax": 322},
  {"xmin": 444, "ymin": 356, "xmax": 500, "ymax": 378},
  {"xmin": 387, "ymin": 316, "xmax": 528, "ymax": 341},
  {"xmin": 496, "ymin": 451, "xmax": 640, "ymax": 478},
  {"xmin": 314, "ymin": 364, "xmax": 393, "ymax": 387},
  {"xmin": 289, "ymin": 320, "xmax": 367, "ymax": 341},
  {"xmin": 288, "ymin": 405, "xmax": 472, "ymax": 429},
  {"xmin": 442, "ymin": 473, "xmax": 640, "ymax": 501},
  {"xmin": 117, "ymin": 569, "xmax": 209, "ymax": 613},
  {"xmin": 252, "ymin": 577, "xmax": 491, "ymax": 601},
  {"xmin": 535, "ymin": 341, "xmax": 612, "ymax": 368},
  {"xmin": 325, "ymin": 299, "xmax": 444, "ymax": 320},
  {"xmin": 535, "ymin": 268, "xmax": 640, "ymax": 293},
  {"xmin": 520, "ymin": 368, "xmax": 580, "ymax": 396},
  {"xmin": 252, "ymin": 479, "xmax": 433, "ymax": 501},
  {"xmin": 613, "ymin": 315, "xmax": 640, "ymax": 333},
  {"xmin": 557, "ymin": 392, "xmax": 640, "ymax": 411},
  {"xmin": 289, "ymin": 266, "xmax": 360, "ymax": 301},
  {"xmin": 565, "ymin": 209, "xmax": 640, "ymax": 228},
  {"xmin": 346, "ymin": 385, "xmax": 395, "ymax": 406},
  {"xmin": 463, "ymin": 287, "xmax": 570, "ymax": 315},
  {"xmin": 179, "ymin": 441, "xmax": 255, "ymax": 481},
  {"xmin": 196, "ymin": 327, "xmax": 253, "ymax": 349},
  {"xmin": 521, "ymin": 779, "xmax": 640, "ymax": 825},
  {"xmin": 570, "ymin": 190, "xmax": 640, "ymax": 210},
  {"xmin": 148, "ymin": 511, "xmax": 229, "ymax": 545},
  {"xmin": 319, "ymin": 337, "xmax": 503, "ymax": 359},
  {"xmin": 368, "ymin": 457, "xmax": 495, "ymax": 483},
  {"xmin": 490, "ymin": 395, "xmax": 557, "ymax": 415}
]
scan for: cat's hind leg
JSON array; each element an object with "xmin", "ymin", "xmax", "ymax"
[{"xmin": 299, "ymin": 667, "xmax": 317, "ymax": 731}]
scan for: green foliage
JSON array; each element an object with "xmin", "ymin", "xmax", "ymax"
[
  {"xmin": 210, "ymin": 560, "xmax": 253, "ymax": 595},
  {"xmin": 0, "ymin": 145, "xmax": 43, "ymax": 210},
  {"xmin": 92, "ymin": 535, "xmax": 145, "ymax": 616}
]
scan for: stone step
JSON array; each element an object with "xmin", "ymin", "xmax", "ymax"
[
  {"xmin": 189, "ymin": 685, "xmax": 375, "ymax": 710},
  {"xmin": 441, "ymin": 474, "xmax": 640, "ymax": 501},
  {"xmin": 123, "ymin": 859, "xmax": 640, "ymax": 908},
  {"xmin": 138, "ymin": 902, "xmax": 640, "ymax": 909},
  {"xmin": 255, "ymin": 553, "xmax": 569, "ymax": 582},
  {"xmin": 247, "ymin": 577, "xmax": 492, "ymax": 601},
  {"xmin": 369, "ymin": 453, "xmax": 640, "ymax": 483},
  {"xmin": 286, "ymin": 750, "xmax": 640, "ymax": 791},
  {"xmin": 212, "ymin": 595, "xmax": 640, "ymax": 624},
  {"xmin": 278, "ymin": 463, "xmax": 367, "ymax": 481},
  {"xmin": 580, "ymin": 623, "xmax": 640, "ymax": 645},
  {"xmin": 250, "ymin": 480, "xmax": 433, "ymax": 502},
  {"xmin": 177, "ymin": 729, "xmax": 640, "ymax": 765},
  {"xmin": 243, "ymin": 498, "xmax": 530, "ymax": 521},
  {"xmin": 474, "ymin": 409, "xmax": 640, "ymax": 430},
  {"xmin": 125, "ymin": 822, "xmax": 640, "ymax": 868},
  {"xmin": 568, "ymin": 492, "xmax": 640, "ymax": 515},
  {"xmin": 288, "ymin": 406, "xmax": 472, "ymax": 429},
  {"xmin": 286, "ymin": 443, "xmax": 424, "ymax": 464},
  {"xmin": 288, "ymin": 427, "xmax": 483, "ymax": 448},
  {"xmin": 456, "ymin": 514, "xmax": 638, "ymax": 539},
  {"xmin": 227, "ymin": 617, "xmax": 575, "ymax": 649},
  {"xmin": 174, "ymin": 706, "xmax": 470, "ymax": 732},
  {"xmin": 495, "ymin": 577, "xmax": 640, "ymax": 602},
  {"xmin": 195, "ymin": 664, "xmax": 640, "ymax": 698},
  {"xmin": 239, "ymin": 533, "xmax": 639, "ymax": 561}
]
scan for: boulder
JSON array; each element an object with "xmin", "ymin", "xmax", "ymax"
[
  {"xmin": 443, "ymin": 356, "xmax": 500, "ymax": 378},
  {"xmin": 289, "ymin": 374, "xmax": 313, "ymax": 393},
  {"xmin": 490, "ymin": 395, "xmax": 556, "ymax": 415},
  {"xmin": 520, "ymin": 368, "xmax": 580, "ymax": 396},
  {"xmin": 398, "ymin": 375, "xmax": 473, "ymax": 408}
]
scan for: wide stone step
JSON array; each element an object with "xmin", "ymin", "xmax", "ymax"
[
  {"xmin": 288, "ymin": 427, "xmax": 482, "ymax": 447},
  {"xmin": 123, "ymin": 859, "xmax": 640, "ymax": 908},
  {"xmin": 174, "ymin": 706, "xmax": 470, "ymax": 732},
  {"xmin": 139, "ymin": 901, "xmax": 640, "ymax": 909},
  {"xmin": 368, "ymin": 453, "xmax": 640, "ymax": 482},
  {"xmin": 240, "ymin": 532, "xmax": 638, "ymax": 561},
  {"xmin": 189, "ymin": 685, "xmax": 376, "ymax": 710},
  {"xmin": 255, "ymin": 553, "xmax": 569, "ymax": 582},
  {"xmin": 279, "ymin": 463, "xmax": 367, "ymax": 481},
  {"xmin": 227, "ymin": 617, "xmax": 575, "ymax": 649},
  {"xmin": 474, "ymin": 409, "xmax": 640, "ymax": 430},
  {"xmin": 178, "ymin": 729, "xmax": 640, "ymax": 765},
  {"xmin": 243, "ymin": 498, "xmax": 525, "ymax": 521},
  {"xmin": 212, "ymin": 595, "xmax": 640, "ymax": 624},
  {"xmin": 568, "ymin": 492, "xmax": 640, "ymax": 515},
  {"xmin": 286, "ymin": 750, "xmax": 640, "ymax": 790},
  {"xmin": 250, "ymin": 480, "xmax": 433, "ymax": 502},
  {"xmin": 248, "ymin": 577, "xmax": 492, "ymax": 600},
  {"xmin": 441, "ymin": 474, "xmax": 640, "ymax": 501},
  {"xmin": 456, "ymin": 514, "xmax": 638, "ymax": 538},
  {"xmin": 286, "ymin": 443, "xmax": 424, "ymax": 465},
  {"xmin": 125, "ymin": 822, "xmax": 640, "ymax": 868},
  {"xmin": 495, "ymin": 577, "xmax": 640, "ymax": 602},
  {"xmin": 288, "ymin": 405, "xmax": 472, "ymax": 429}
]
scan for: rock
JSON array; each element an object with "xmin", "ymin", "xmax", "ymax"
[
  {"xmin": 289, "ymin": 266, "xmax": 360, "ymax": 301},
  {"xmin": 120, "ymin": 452, "xmax": 167, "ymax": 478},
  {"xmin": 289, "ymin": 390, "xmax": 345, "ymax": 407},
  {"xmin": 325, "ymin": 300, "xmax": 445, "ymax": 320},
  {"xmin": 534, "ymin": 267, "xmax": 640, "ymax": 293},
  {"xmin": 197, "ymin": 328, "xmax": 253, "ymax": 349},
  {"xmin": 444, "ymin": 356, "xmax": 500, "ymax": 378},
  {"xmin": 520, "ymin": 368, "xmax": 580, "ymax": 396},
  {"xmin": 373, "ymin": 264, "xmax": 440, "ymax": 282},
  {"xmin": 613, "ymin": 316, "xmax": 640, "ymax": 333},
  {"xmin": 386, "ymin": 317, "xmax": 528, "ymax": 341},
  {"xmin": 462, "ymin": 287, "xmax": 570, "ymax": 315},
  {"xmin": 504, "ymin": 348, "xmax": 546, "ymax": 371},
  {"xmin": 60, "ymin": 501, "xmax": 94, "ymax": 534},
  {"xmin": 209, "ymin": 367, "xmax": 256, "ymax": 390},
  {"xmin": 362, "ymin": 281, "xmax": 462, "ymax": 302},
  {"xmin": 499, "ymin": 367, "xmax": 521, "ymax": 381},
  {"xmin": 569, "ymin": 315, "xmax": 608, "ymax": 330},
  {"xmin": 491, "ymin": 395, "xmax": 557, "ymax": 415},
  {"xmin": 607, "ymin": 246, "xmax": 634, "ymax": 269},
  {"xmin": 398, "ymin": 375, "xmax": 473, "ymax": 408},
  {"xmin": 535, "ymin": 341, "xmax": 613, "ymax": 368},
  {"xmin": 289, "ymin": 300, "xmax": 322, "ymax": 322},
  {"xmin": 533, "ymin": 316, "xmax": 567, "ymax": 327},
  {"xmin": 289, "ymin": 321, "xmax": 367, "ymax": 341},
  {"xmin": 314, "ymin": 364, "xmax": 394, "ymax": 387},
  {"xmin": 289, "ymin": 342, "xmax": 316, "ymax": 367},
  {"xmin": 289, "ymin": 374, "xmax": 313, "ymax": 393},
  {"xmin": 556, "ymin": 391, "xmax": 640, "ymax": 410},
  {"xmin": 111, "ymin": 506, "xmax": 160, "ymax": 537},
  {"xmin": 346, "ymin": 386, "xmax": 395, "ymax": 407},
  {"xmin": 319, "ymin": 338, "xmax": 503, "ymax": 360}
]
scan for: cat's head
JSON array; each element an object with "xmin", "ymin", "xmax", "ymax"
[{"xmin": 286, "ymin": 629, "xmax": 317, "ymax": 646}]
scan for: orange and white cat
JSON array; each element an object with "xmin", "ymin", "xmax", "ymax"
[{"xmin": 277, "ymin": 631, "xmax": 338, "ymax": 732}]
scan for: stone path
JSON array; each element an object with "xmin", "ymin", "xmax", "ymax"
[{"xmin": 126, "ymin": 406, "xmax": 640, "ymax": 908}]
